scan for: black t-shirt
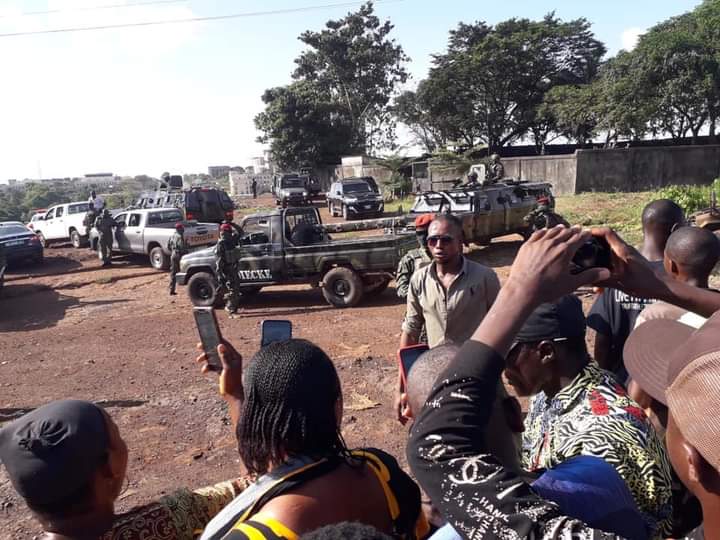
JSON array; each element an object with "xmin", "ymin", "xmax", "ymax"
[{"xmin": 587, "ymin": 261, "xmax": 664, "ymax": 382}]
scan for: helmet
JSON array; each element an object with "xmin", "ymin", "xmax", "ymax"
[
  {"xmin": 414, "ymin": 213, "xmax": 435, "ymax": 230},
  {"xmin": 490, "ymin": 153, "xmax": 500, "ymax": 162},
  {"xmin": 175, "ymin": 222, "xmax": 185, "ymax": 230},
  {"xmin": 220, "ymin": 223, "xmax": 233, "ymax": 232},
  {"xmin": 161, "ymin": 172, "xmax": 170, "ymax": 179},
  {"xmin": 467, "ymin": 171, "xmax": 479, "ymax": 181}
]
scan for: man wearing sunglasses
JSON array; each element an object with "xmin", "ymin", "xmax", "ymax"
[{"xmin": 398, "ymin": 214, "xmax": 503, "ymax": 423}]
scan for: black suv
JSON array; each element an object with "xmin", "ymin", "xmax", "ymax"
[
  {"xmin": 326, "ymin": 177, "xmax": 383, "ymax": 220},
  {"xmin": 132, "ymin": 186, "xmax": 235, "ymax": 224}
]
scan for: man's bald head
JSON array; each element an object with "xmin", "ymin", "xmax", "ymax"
[
  {"xmin": 642, "ymin": 199, "xmax": 684, "ymax": 238},
  {"xmin": 665, "ymin": 226, "xmax": 720, "ymax": 285},
  {"xmin": 406, "ymin": 343, "xmax": 460, "ymax": 416}
]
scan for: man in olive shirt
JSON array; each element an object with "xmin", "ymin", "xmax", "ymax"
[
  {"xmin": 400, "ymin": 214, "xmax": 501, "ymax": 347},
  {"xmin": 397, "ymin": 214, "xmax": 509, "ymax": 433}
]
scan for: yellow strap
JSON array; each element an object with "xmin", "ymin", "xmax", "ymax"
[
  {"xmin": 351, "ymin": 450, "xmax": 400, "ymax": 520},
  {"xmin": 231, "ymin": 523, "xmax": 266, "ymax": 540},
  {"xmin": 252, "ymin": 514, "xmax": 300, "ymax": 540}
]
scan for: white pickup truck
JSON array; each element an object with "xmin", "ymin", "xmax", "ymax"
[
  {"xmin": 89, "ymin": 208, "xmax": 219, "ymax": 270},
  {"xmin": 33, "ymin": 201, "xmax": 91, "ymax": 248}
]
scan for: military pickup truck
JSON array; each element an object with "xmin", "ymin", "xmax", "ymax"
[
  {"xmin": 410, "ymin": 180, "xmax": 556, "ymax": 244},
  {"xmin": 89, "ymin": 208, "xmax": 219, "ymax": 270},
  {"xmin": 175, "ymin": 207, "xmax": 415, "ymax": 308}
]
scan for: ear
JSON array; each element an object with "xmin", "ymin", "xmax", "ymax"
[
  {"xmin": 670, "ymin": 259, "xmax": 681, "ymax": 277},
  {"xmin": 687, "ymin": 443, "xmax": 720, "ymax": 494},
  {"xmin": 537, "ymin": 341, "xmax": 555, "ymax": 365}
]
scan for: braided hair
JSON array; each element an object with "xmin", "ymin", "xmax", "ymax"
[{"xmin": 237, "ymin": 339, "xmax": 349, "ymax": 475}]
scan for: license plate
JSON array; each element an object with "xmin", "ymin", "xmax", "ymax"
[
  {"xmin": 188, "ymin": 233, "xmax": 216, "ymax": 246},
  {"xmin": 6, "ymin": 240, "xmax": 24, "ymax": 246}
]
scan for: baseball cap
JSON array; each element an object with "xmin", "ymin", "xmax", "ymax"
[
  {"xmin": 625, "ymin": 310, "xmax": 720, "ymax": 469},
  {"xmin": 513, "ymin": 295, "xmax": 586, "ymax": 344},
  {"xmin": 531, "ymin": 456, "xmax": 649, "ymax": 539},
  {"xmin": 0, "ymin": 400, "xmax": 110, "ymax": 506},
  {"xmin": 624, "ymin": 306, "xmax": 707, "ymax": 405},
  {"xmin": 414, "ymin": 213, "xmax": 435, "ymax": 230},
  {"xmin": 175, "ymin": 222, "xmax": 185, "ymax": 230}
]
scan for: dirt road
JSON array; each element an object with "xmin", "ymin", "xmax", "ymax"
[{"xmin": 0, "ymin": 197, "xmax": 523, "ymax": 538}]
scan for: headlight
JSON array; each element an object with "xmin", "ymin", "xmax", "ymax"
[{"xmin": 303, "ymin": 191, "xmax": 309, "ymax": 196}]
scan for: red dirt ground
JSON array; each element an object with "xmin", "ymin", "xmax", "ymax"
[{"xmin": 0, "ymin": 195, "xmax": 594, "ymax": 538}]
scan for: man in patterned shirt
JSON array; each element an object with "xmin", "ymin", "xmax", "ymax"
[{"xmin": 505, "ymin": 294, "xmax": 673, "ymax": 537}]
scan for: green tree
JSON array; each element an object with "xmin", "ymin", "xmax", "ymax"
[
  {"xmin": 421, "ymin": 14, "xmax": 605, "ymax": 152},
  {"xmin": 255, "ymin": 2, "xmax": 408, "ymax": 166},
  {"xmin": 538, "ymin": 84, "xmax": 599, "ymax": 146}
]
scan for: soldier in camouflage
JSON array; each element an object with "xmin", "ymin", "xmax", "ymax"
[
  {"xmin": 84, "ymin": 202, "xmax": 97, "ymax": 250},
  {"xmin": 215, "ymin": 222, "xmax": 242, "ymax": 314},
  {"xmin": 396, "ymin": 213, "xmax": 434, "ymax": 299},
  {"xmin": 168, "ymin": 222, "xmax": 189, "ymax": 296},
  {"xmin": 523, "ymin": 196, "xmax": 569, "ymax": 233},
  {"xmin": 485, "ymin": 153, "xmax": 504, "ymax": 184},
  {"xmin": 94, "ymin": 209, "xmax": 117, "ymax": 267}
]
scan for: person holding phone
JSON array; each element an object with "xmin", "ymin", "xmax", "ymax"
[
  {"xmin": 197, "ymin": 339, "xmax": 428, "ymax": 540},
  {"xmin": 397, "ymin": 214, "xmax": 502, "ymax": 424}
]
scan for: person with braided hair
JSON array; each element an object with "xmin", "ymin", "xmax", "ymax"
[{"xmin": 197, "ymin": 339, "xmax": 428, "ymax": 540}]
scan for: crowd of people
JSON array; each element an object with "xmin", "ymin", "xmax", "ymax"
[{"xmin": 2, "ymin": 197, "xmax": 720, "ymax": 540}]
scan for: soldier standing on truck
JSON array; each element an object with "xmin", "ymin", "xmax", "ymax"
[
  {"xmin": 485, "ymin": 153, "xmax": 504, "ymax": 184},
  {"xmin": 168, "ymin": 222, "xmax": 189, "ymax": 296},
  {"xmin": 215, "ymin": 222, "xmax": 242, "ymax": 314},
  {"xmin": 395, "ymin": 214, "xmax": 434, "ymax": 300},
  {"xmin": 94, "ymin": 209, "xmax": 117, "ymax": 267}
]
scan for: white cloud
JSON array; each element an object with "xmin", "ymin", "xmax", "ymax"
[{"xmin": 621, "ymin": 27, "xmax": 643, "ymax": 51}]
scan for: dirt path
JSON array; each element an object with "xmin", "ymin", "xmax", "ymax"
[{"xmin": 0, "ymin": 197, "xmax": 541, "ymax": 538}]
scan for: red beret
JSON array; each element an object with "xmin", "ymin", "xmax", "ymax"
[{"xmin": 414, "ymin": 213, "xmax": 435, "ymax": 229}]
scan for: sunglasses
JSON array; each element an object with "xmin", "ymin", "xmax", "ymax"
[
  {"xmin": 507, "ymin": 337, "xmax": 569, "ymax": 358},
  {"xmin": 427, "ymin": 235, "xmax": 455, "ymax": 247}
]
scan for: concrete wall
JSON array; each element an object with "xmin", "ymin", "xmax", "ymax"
[
  {"xmin": 575, "ymin": 145, "xmax": 720, "ymax": 192},
  {"xmin": 502, "ymin": 154, "xmax": 578, "ymax": 195}
]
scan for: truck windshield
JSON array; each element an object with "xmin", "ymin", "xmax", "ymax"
[
  {"xmin": 281, "ymin": 178, "xmax": 304, "ymax": 188},
  {"xmin": 344, "ymin": 182, "xmax": 372, "ymax": 194},
  {"xmin": 147, "ymin": 210, "xmax": 183, "ymax": 225}
]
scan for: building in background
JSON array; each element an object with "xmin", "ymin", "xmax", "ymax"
[
  {"xmin": 250, "ymin": 156, "xmax": 267, "ymax": 173},
  {"xmin": 208, "ymin": 165, "xmax": 231, "ymax": 179},
  {"xmin": 83, "ymin": 173, "xmax": 115, "ymax": 186}
]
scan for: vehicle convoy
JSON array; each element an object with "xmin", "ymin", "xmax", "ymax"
[
  {"xmin": 0, "ymin": 222, "xmax": 43, "ymax": 265},
  {"xmin": 274, "ymin": 174, "xmax": 311, "ymax": 207},
  {"xmin": 409, "ymin": 179, "xmax": 556, "ymax": 244},
  {"xmin": 327, "ymin": 177, "xmax": 384, "ymax": 220},
  {"xmin": 89, "ymin": 208, "xmax": 219, "ymax": 270},
  {"xmin": 132, "ymin": 183, "xmax": 235, "ymax": 224},
  {"xmin": 32, "ymin": 201, "xmax": 91, "ymax": 248},
  {"xmin": 175, "ymin": 207, "xmax": 415, "ymax": 308}
]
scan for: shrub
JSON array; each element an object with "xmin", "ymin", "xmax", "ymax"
[{"xmin": 656, "ymin": 178, "xmax": 720, "ymax": 215}]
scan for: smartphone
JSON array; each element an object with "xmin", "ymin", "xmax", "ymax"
[
  {"xmin": 398, "ymin": 344, "xmax": 429, "ymax": 387},
  {"xmin": 261, "ymin": 320, "xmax": 292, "ymax": 347},
  {"xmin": 193, "ymin": 307, "xmax": 223, "ymax": 371},
  {"xmin": 571, "ymin": 237, "xmax": 612, "ymax": 274}
]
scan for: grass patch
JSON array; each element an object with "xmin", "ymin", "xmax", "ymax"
[
  {"xmin": 384, "ymin": 196, "xmax": 415, "ymax": 215},
  {"xmin": 556, "ymin": 191, "xmax": 659, "ymax": 246}
]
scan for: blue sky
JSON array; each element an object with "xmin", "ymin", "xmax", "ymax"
[{"xmin": 0, "ymin": 0, "xmax": 703, "ymax": 181}]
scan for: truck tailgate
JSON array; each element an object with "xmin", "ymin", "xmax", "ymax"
[{"xmin": 185, "ymin": 223, "xmax": 219, "ymax": 247}]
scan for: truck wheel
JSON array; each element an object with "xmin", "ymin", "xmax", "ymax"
[
  {"xmin": 322, "ymin": 267, "xmax": 364, "ymax": 308},
  {"xmin": 70, "ymin": 229, "xmax": 87, "ymax": 248},
  {"xmin": 187, "ymin": 272, "xmax": 220, "ymax": 307},
  {"xmin": 364, "ymin": 276, "xmax": 390, "ymax": 296},
  {"xmin": 149, "ymin": 246, "xmax": 170, "ymax": 271},
  {"xmin": 342, "ymin": 204, "xmax": 350, "ymax": 221}
]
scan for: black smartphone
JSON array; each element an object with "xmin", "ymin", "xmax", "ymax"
[
  {"xmin": 398, "ymin": 344, "xmax": 429, "ymax": 386},
  {"xmin": 571, "ymin": 237, "xmax": 612, "ymax": 274},
  {"xmin": 193, "ymin": 307, "xmax": 223, "ymax": 371},
  {"xmin": 261, "ymin": 320, "xmax": 292, "ymax": 347}
]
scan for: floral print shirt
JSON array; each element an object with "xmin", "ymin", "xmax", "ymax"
[{"xmin": 522, "ymin": 362, "xmax": 674, "ymax": 537}]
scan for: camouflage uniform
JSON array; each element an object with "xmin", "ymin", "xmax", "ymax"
[
  {"xmin": 485, "ymin": 155, "xmax": 504, "ymax": 184},
  {"xmin": 395, "ymin": 247, "xmax": 432, "ymax": 299},
  {"xmin": 84, "ymin": 204, "xmax": 97, "ymax": 248},
  {"xmin": 94, "ymin": 211, "xmax": 117, "ymax": 266},
  {"xmin": 168, "ymin": 230, "xmax": 189, "ymax": 295},
  {"xmin": 215, "ymin": 233, "xmax": 241, "ymax": 313}
]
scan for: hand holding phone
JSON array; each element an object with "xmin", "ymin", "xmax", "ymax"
[
  {"xmin": 193, "ymin": 307, "xmax": 223, "ymax": 372},
  {"xmin": 398, "ymin": 344, "xmax": 430, "ymax": 388}
]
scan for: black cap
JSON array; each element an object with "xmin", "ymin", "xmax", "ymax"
[
  {"xmin": 0, "ymin": 400, "xmax": 110, "ymax": 506},
  {"xmin": 514, "ymin": 295, "xmax": 586, "ymax": 343}
]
